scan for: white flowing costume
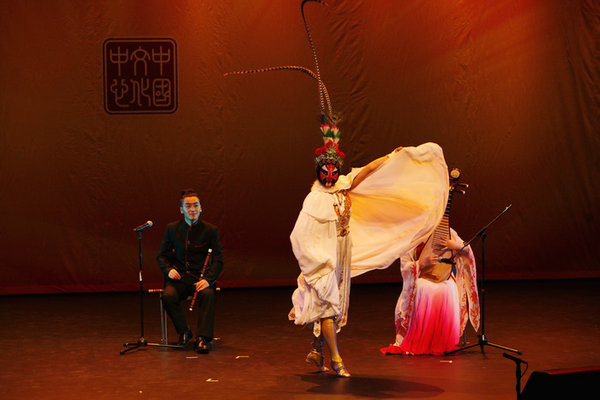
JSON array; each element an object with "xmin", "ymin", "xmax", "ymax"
[{"xmin": 289, "ymin": 143, "xmax": 449, "ymax": 335}]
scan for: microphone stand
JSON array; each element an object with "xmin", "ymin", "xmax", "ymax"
[
  {"xmin": 445, "ymin": 205, "xmax": 521, "ymax": 355},
  {"xmin": 120, "ymin": 228, "xmax": 184, "ymax": 355}
]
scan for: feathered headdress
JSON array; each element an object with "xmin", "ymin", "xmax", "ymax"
[{"xmin": 225, "ymin": 0, "xmax": 344, "ymax": 167}]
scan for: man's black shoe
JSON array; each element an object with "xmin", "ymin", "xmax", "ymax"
[
  {"xmin": 195, "ymin": 338, "xmax": 210, "ymax": 354},
  {"xmin": 178, "ymin": 329, "xmax": 193, "ymax": 346}
]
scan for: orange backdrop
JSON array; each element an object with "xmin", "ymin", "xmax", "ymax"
[{"xmin": 1, "ymin": 0, "xmax": 598, "ymax": 294}]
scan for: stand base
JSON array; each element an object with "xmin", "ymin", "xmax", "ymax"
[
  {"xmin": 445, "ymin": 334, "xmax": 521, "ymax": 356},
  {"xmin": 120, "ymin": 337, "xmax": 185, "ymax": 355}
]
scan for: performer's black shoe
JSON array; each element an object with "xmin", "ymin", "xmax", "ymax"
[
  {"xmin": 195, "ymin": 338, "xmax": 210, "ymax": 354},
  {"xmin": 178, "ymin": 329, "xmax": 193, "ymax": 346}
]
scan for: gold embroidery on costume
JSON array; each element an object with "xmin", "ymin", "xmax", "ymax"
[{"xmin": 334, "ymin": 190, "xmax": 351, "ymax": 237}]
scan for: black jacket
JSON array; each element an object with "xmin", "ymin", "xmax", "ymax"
[{"xmin": 157, "ymin": 219, "xmax": 223, "ymax": 285}]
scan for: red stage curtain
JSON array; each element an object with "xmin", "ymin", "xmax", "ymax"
[{"xmin": 0, "ymin": 0, "xmax": 598, "ymax": 294}]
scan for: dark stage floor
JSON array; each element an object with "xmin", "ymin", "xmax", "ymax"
[{"xmin": 1, "ymin": 279, "xmax": 599, "ymax": 399}]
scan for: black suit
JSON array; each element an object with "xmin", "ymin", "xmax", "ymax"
[{"xmin": 157, "ymin": 219, "xmax": 223, "ymax": 340}]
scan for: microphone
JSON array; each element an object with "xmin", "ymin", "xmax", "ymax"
[{"xmin": 132, "ymin": 221, "xmax": 153, "ymax": 232}]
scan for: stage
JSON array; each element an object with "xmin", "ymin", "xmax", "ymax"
[{"xmin": 1, "ymin": 279, "xmax": 598, "ymax": 399}]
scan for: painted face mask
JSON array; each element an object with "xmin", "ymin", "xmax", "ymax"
[{"xmin": 317, "ymin": 161, "xmax": 340, "ymax": 187}]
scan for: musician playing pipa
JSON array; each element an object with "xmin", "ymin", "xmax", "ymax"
[{"xmin": 381, "ymin": 169, "xmax": 480, "ymax": 355}]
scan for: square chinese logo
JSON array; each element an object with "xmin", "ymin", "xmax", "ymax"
[{"xmin": 103, "ymin": 38, "xmax": 177, "ymax": 114}]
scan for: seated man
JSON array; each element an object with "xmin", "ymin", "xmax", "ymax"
[{"xmin": 157, "ymin": 189, "xmax": 223, "ymax": 353}]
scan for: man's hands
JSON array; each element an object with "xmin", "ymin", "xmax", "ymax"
[
  {"xmin": 194, "ymin": 279, "xmax": 209, "ymax": 292},
  {"xmin": 168, "ymin": 268, "xmax": 181, "ymax": 280},
  {"xmin": 168, "ymin": 268, "xmax": 209, "ymax": 291}
]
